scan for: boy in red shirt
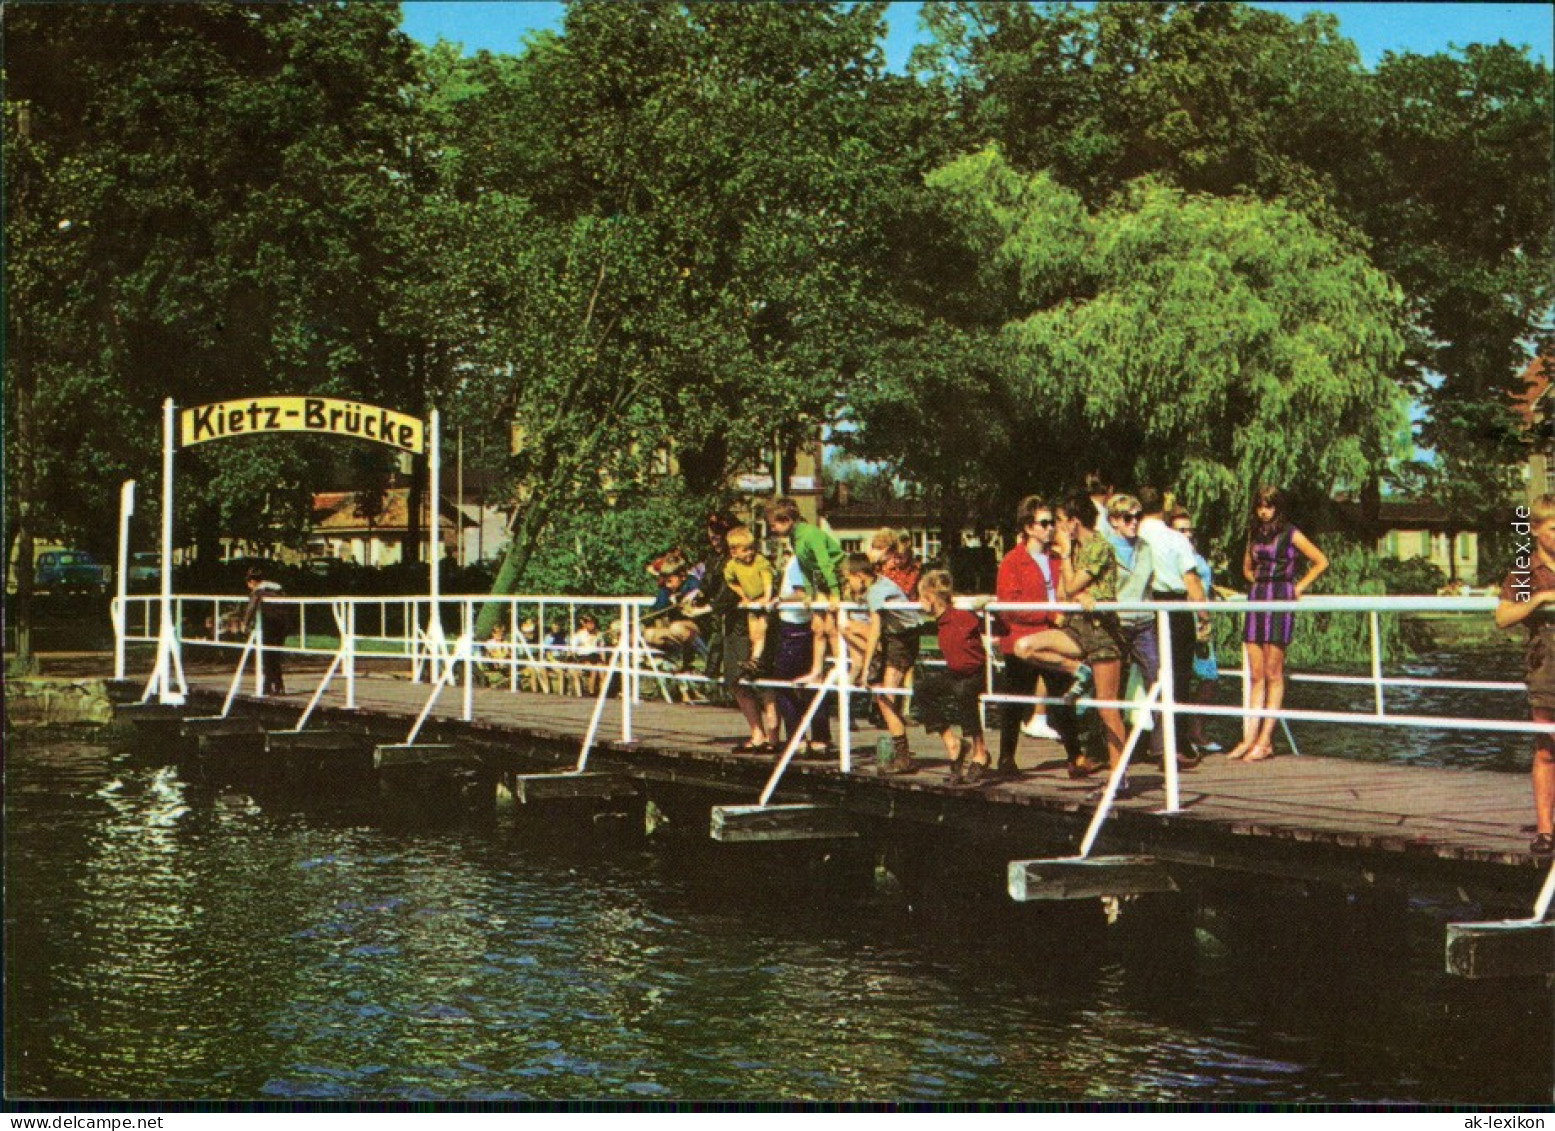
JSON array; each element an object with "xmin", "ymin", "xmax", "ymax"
[{"xmin": 918, "ymin": 569, "xmax": 990, "ymax": 784}]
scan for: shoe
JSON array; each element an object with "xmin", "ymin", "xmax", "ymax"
[
  {"xmin": 1176, "ymin": 745, "xmax": 1203, "ymax": 770},
  {"xmin": 803, "ymin": 743, "xmax": 837, "ymax": 761},
  {"xmin": 733, "ymin": 739, "xmax": 765, "ymax": 754},
  {"xmin": 1067, "ymin": 756, "xmax": 1102, "ymax": 779},
  {"xmin": 987, "ymin": 762, "xmax": 1022, "ymax": 781},
  {"xmin": 1243, "ymin": 743, "xmax": 1274, "ymax": 762},
  {"xmin": 1064, "ymin": 664, "xmax": 1092, "ymax": 704},
  {"xmin": 960, "ymin": 761, "xmax": 988, "ymax": 786},
  {"xmin": 1198, "ymin": 741, "xmax": 1224, "ymax": 754},
  {"xmin": 1022, "ymin": 716, "xmax": 1062, "ymax": 740},
  {"xmin": 882, "ymin": 751, "xmax": 918, "ymax": 775},
  {"xmin": 1532, "ymin": 833, "xmax": 1554, "ymax": 856}
]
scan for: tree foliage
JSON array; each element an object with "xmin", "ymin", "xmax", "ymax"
[
  {"xmin": 4, "ymin": 0, "xmax": 1549, "ymax": 607},
  {"xmin": 848, "ymin": 147, "xmax": 1407, "ymax": 551}
]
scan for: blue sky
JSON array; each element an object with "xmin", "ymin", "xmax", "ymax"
[{"xmin": 400, "ymin": 2, "xmax": 1553, "ymax": 68}]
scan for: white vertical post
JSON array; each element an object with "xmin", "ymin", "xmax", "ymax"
[
  {"xmin": 837, "ymin": 638, "xmax": 852, "ymax": 774},
  {"xmin": 425, "ymin": 409, "xmax": 445, "ymax": 677},
  {"xmin": 428, "ymin": 407, "xmax": 441, "ymax": 607},
  {"xmin": 1157, "ymin": 608, "xmax": 1180, "ymax": 814},
  {"xmin": 114, "ymin": 480, "xmax": 135, "ymax": 680},
  {"xmin": 147, "ymin": 399, "xmax": 185, "ymax": 705},
  {"xmin": 1369, "ymin": 610, "xmax": 1386, "ymax": 717},
  {"xmin": 344, "ymin": 601, "xmax": 357, "ymax": 710},
  {"xmin": 462, "ymin": 599, "xmax": 474, "ymax": 721},
  {"xmin": 621, "ymin": 600, "xmax": 634, "ymax": 743}
]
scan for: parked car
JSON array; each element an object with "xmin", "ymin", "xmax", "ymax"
[
  {"xmin": 35, "ymin": 550, "xmax": 110, "ymax": 595},
  {"xmin": 127, "ymin": 552, "xmax": 161, "ymax": 590}
]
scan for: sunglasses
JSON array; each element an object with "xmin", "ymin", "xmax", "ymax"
[
  {"xmin": 1116, "ymin": 511, "xmax": 1143, "ymax": 522},
  {"xmin": 1033, "ymin": 518, "xmax": 1055, "ymax": 528}
]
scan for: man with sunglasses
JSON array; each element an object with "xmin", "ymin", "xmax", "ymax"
[
  {"xmin": 1105, "ymin": 495, "xmax": 1168, "ymax": 767},
  {"xmin": 992, "ymin": 496, "xmax": 1088, "ymax": 779}
]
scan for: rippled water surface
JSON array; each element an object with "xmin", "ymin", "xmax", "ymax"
[{"xmin": 5, "ymin": 715, "xmax": 1549, "ymax": 1103}]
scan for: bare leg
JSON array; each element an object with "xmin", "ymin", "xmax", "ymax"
[
  {"xmin": 1014, "ymin": 629, "xmax": 1083, "ymax": 673},
  {"xmin": 1093, "ymin": 660, "xmax": 1125, "ymax": 770},
  {"xmin": 732, "ymin": 685, "xmax": 768, "ymax": 746},
  {"xmin": 876, "ymin": 664, "xmax": 909, "ymax": 738},
  {"xmin": 1245, "ymin": 644, "xmax": 1284, "ymax": 761},
  {"xmin": 1228, "ymin": 643, "xmax": 1265, "ymax": 759},
  {"xmin": 1533, "ymin": 712, "xmax": 1555, "ymax": 839}
]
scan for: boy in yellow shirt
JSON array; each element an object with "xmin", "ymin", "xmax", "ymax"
[{"xmin": 724, "ymin": 525, "xmax": 776, "ymax": 682}]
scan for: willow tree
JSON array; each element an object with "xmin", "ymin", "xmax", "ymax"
[{"xmin": 847, "ymin": 147, "xmax": 1407, "ymax": 552}]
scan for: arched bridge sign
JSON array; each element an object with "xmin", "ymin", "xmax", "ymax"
[{"xmin": 179, "ymin": 396, "xmax": 425, "ymax": 453}]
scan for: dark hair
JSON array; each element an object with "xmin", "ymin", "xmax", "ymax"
[
  {"xmin": 705, "ymin": 510, "xmax": 737, "ymax": 537},
  {"xmin": 1058, "ymin": 491, "xmax": 1096, "ymax": 526},
  {"xmin": 843, "ymin": 552, "xmax": 876, "ymax": 578},
  {"xmin": 1014, "ymin": 495, "xmax": 1051, "ymax": 532},
  {"xmin": 1249, "ymin": 485, "xmax": 1290, "ymax": 541},
  {"xmin": 1084, "ymin": 471, "xmax": 1111, "ymax": 496},
  {"xmin": 245, "ymin": 565, "xmax": 267, "ymax": 583},
  {"xmin": 1136, "ymin": 486, "xmax": 1164, "ymax": 515}
]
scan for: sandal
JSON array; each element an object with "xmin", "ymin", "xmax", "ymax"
[
  {"xmin": 1243, "ymin": 743, "xmax": 1274, "ymax": 762},
  {"xmin": 1532, "ymin": 833, "xmax": 1554, "ymax": 856},
  {"xmin": 733, "ymin": 739, "xmax": 765, "ymax": 754}
]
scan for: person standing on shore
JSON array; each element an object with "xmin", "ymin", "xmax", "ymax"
[{"xmin": 1495, "ymin": 493, "xmax": 1555, "ymax": 856}]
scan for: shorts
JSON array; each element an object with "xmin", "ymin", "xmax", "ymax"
[
  {"xmin": 1529, "ymin": 628, "xmax": 1555, "ymax": 712},
  {"xmin": 723, "ymin": 625, "xmax": 773, "ymax": 692},
  {"xmin": 1063, "ymin": 611, "xmax": 1123, "ymax": 665},
  {"xmin": 915, "ymin": 669, "xmax": 983, "ymax": 736},
  {"xmin": 867, "ymin": 631, "xmax": 921, "ymax": 683}
]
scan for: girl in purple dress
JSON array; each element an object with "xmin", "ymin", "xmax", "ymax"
[{"xmin": 1229, "ymin": 486, "xmax": 1328, "ymax": 763}]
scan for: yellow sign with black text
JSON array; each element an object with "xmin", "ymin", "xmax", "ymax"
[{"xmin": 179, "ymin": 397, "xmax": 425, "ymax": 454}]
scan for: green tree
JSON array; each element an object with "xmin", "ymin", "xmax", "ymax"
[
  {"xmin": 849, "ymin": 148, "xmax": 1408, "ymax": 556},
  {"xmin": 4, "ymin": 3, "xmax": 421, "ymax": 570}
]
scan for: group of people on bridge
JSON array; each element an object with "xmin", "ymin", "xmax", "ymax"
[{"xmin": 623, "ymin": 485, "xmax": 1333, "ymax": 800}]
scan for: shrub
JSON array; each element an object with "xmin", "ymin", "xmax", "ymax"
[{"xmin": 1378, "ymin": 555, "xmax": 1447, "ymax": 595}]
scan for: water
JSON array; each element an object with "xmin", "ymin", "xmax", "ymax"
[
  {"xmin": 1204, "ymin": 647, "xmax": 1529, "ymax": 770},
  {"xmin": 6, "ymin": 724, "xmax": 1549, "ymax": 1104}
]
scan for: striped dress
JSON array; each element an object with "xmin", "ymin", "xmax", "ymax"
[{"xmin": 1244, "ymin": 526, "xmax": 1300, "ymax": 645}]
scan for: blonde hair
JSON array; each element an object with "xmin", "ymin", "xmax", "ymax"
[
  {"xmin": 919, "ymin": 569, "xmax": 954, "ymax": 604},
  {"xmin": 1107, "ymin": 493, "xmax": 1142, "ymax": 520},
  {"xmin": 1533, "ymin": 494, "xmax": 1555, "ymax": 525},
  {"xmin": 870, "ymin": 527, "xmax": 897, "ymax": 551},
  {"xmin": 725, "ymin": 525, "xmax": 755, "ymax": 550}
]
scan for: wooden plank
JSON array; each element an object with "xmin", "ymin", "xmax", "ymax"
[
  {"xmin": 511, "ymin": 772, "xmax": 639, "ymax": 804},
  {"xmin": 710, "ymin": 803, "xmax": 859, "ymax": 843},
  {"xmin": 181, "ymin": 717, "xmax": 264, "ymax": 739},
  {"xmin": 1008, "ymin": 855, "xmax": 1179, "ymax": 902},
  {"xmin": 1445, "ymin": 920, "xmax": 1555, "ymax": 978},
  {"xmin": 115, "ymin": 702, "xmax": 186, "ymax": 724},
  {"xmin": 375, "ymin": 744, "xmax": 481, "ymax": 771},
  {"xmin": 265, "ymin": 728, "xmax": 372, "ymax": 753}
]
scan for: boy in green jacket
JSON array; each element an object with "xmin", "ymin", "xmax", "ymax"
[{"xmin": 764, "ymin": 496, "xmax": 845, "ymax": 684}]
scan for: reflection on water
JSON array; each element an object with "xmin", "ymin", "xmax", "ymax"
[
  {"xmin": 5, "ymin": 720, "xmax": 1548, "ymax": 1103},
  {"xmin": 1210, "ymin": 644, "xmax": 1529, "ymax": 770}
]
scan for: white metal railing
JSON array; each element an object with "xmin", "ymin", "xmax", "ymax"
[{"xmin": 116, "ymin": 590, "xmax": 1536, "ymax": 846}]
